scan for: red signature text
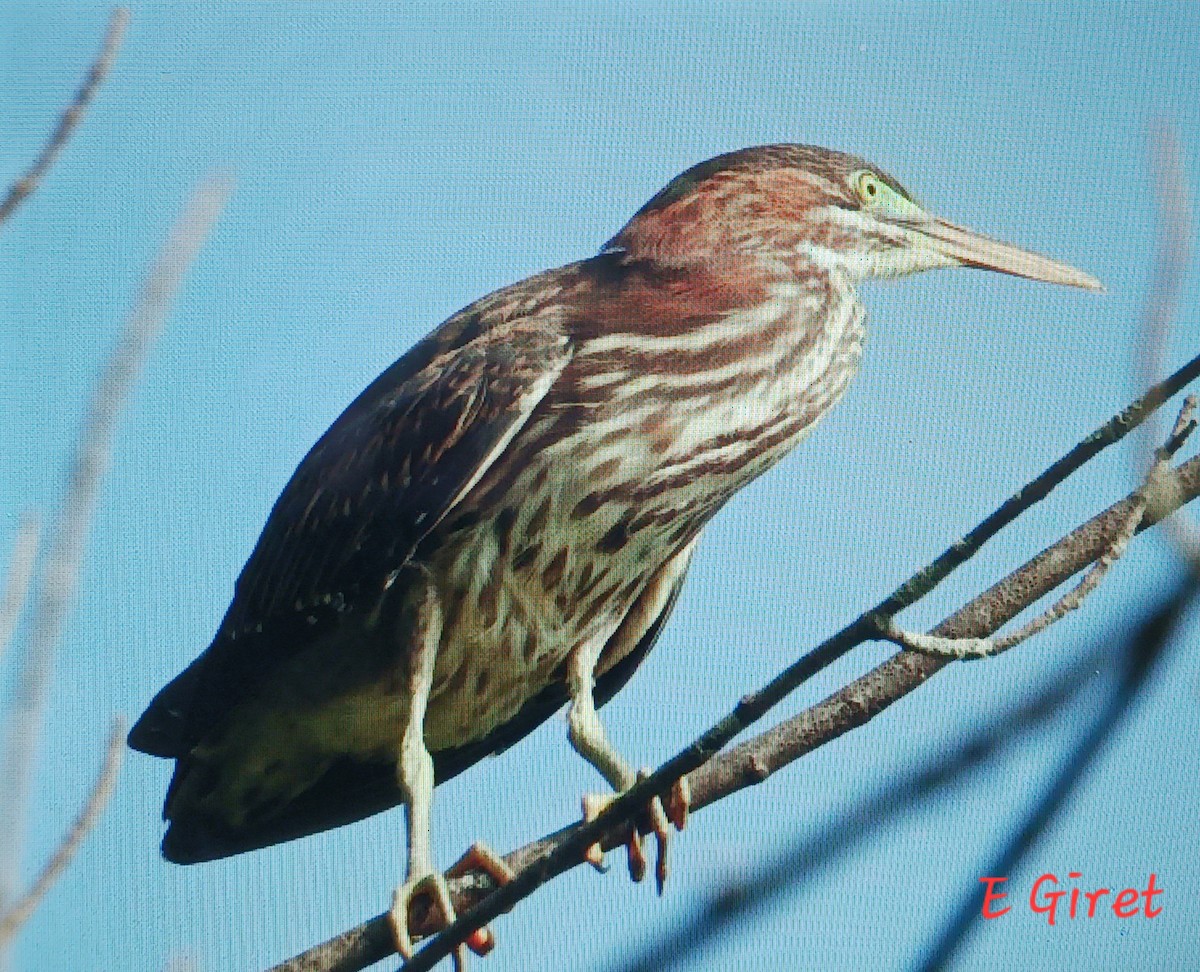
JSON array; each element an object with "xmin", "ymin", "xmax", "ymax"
[{"xmin": 980, "ymin": 872, "xmax": 1163, "ymax": 925}]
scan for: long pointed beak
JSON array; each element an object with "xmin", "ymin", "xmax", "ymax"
[{"xmin": 912, "ymin": 216, "xmax": 1104, "ymax": 292}]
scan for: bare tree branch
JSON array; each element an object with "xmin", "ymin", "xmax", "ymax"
[
  {"xmin": 0, "ymin": 7, "xmax": 129, "ymax": 228},
  {"xmin": 0, "ymin": 514, "xmax": 41, "ymax": 668},
  {"xmin": 610, "ymin": 570, "xmax": 1198, "ymax": 972},
  {"xmin": 910, "ymin": 120, "xmax": 1197, "ymax": 972},
  {"xmin": 271, "ymin": 348, "xmax": 1200, "ymax": 972},
  {"xmin": 0, "ymin": 721, "xmax": 125, "ymax": 946},
  {"xmin": 0, "ymin": 172, "xmax": 232, "ymax": 954}
]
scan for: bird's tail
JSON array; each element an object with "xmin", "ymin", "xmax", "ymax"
[{"xmin": 128, "ymin": 655, "xmax": 207, "ymax": 758}]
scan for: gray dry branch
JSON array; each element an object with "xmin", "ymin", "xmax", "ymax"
[
  {"xmin": 0, "ymin": 8, "xmax": 129, "ymax": 227},
  {"xmin": 879, "ymin": 396, "xmax": 1197, "ymax": 659},
  {"xmin": 0, "ymin": 174, "xmax": 232, "ymax": 951},
  {"xmin": 610, "ymin": 572, "xmax": 1193, "ymax": 972},
  {"xmin": 0, "ymin": 722, "xmax": 124, "ymax": 946},
  {"xmin": 272, "ymin": 340, "xmax": 1200, "ymax": 972}
]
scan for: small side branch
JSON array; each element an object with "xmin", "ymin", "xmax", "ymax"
[
  {"xmin": 0, "ymin": 722, "xmax": 124, "ymax": 946},
  {"xmin": 881, "ymin": 396, "xmax": 1197, "ymax": 659},
  {"xmin": 0, "ymin": 8, "xmax": 129, "ymax": 227}
]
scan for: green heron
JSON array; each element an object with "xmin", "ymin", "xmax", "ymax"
[{"xmin": 129, "ymin": 144, "xmax": 1100, "ymax": 962}]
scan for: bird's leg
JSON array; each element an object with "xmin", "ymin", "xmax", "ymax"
[
  {"xmin": 388, "ymin": 585, "xmax": 469, "ymax": 971},
  {"xmin": 567, "ymin": 639, "xmax": 688, "ymax": 893}
]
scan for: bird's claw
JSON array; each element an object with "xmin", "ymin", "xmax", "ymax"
[
  {"xmin": 389, "ymin": 871, "xmax": 468, "ymax": 970},
  {"xmin": 581, "ymin": 792, "xmax": 615, "ymax": 873},
  {"xmin": 579, "ymin": 791, "xmax": 666, "ymax": 889},
  {"xmin": 638, "ymin": 768, "xmax": 690, "ymax": 894},
  {"xmin": 580, "ymin": 771, "xmax": 690, "ymax": 894}
]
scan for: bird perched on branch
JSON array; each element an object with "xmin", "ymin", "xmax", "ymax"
[{"xmin": 130, "ymin": 143, "xmax": 1100, "ymax": 963}]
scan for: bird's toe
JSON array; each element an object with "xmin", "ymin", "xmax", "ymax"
[
  {"xmin": 581, "ymin": 791, "xmax": 647, "ymax": 879},
  {"xmin": 666, "ymin": 775, "xmax": 690, "ymax": 833},
  {"xmin": 580, "ymin": 774, "xmax": 687, "ymax": 892},
  {"xmin": 580, "ymin": 792, "xmax": 616, "ymax": 872},
  {"xmin": 447, "ymin": 840, "xmax": 515, "ymax": 890},
  {"xmin": 635, "ymin": 769, "xmax": 677, "ymax": 894},
  {"xmin": 389, "ymin": 871, "xmax": 459, "ymax": 962}
]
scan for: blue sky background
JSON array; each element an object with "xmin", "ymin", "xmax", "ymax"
[{"xmin": 2, "ymin": 2, "xmax": 1200, "ymax": 970}]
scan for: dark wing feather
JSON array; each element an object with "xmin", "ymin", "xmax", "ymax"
[
  {"xmin": 228, "ymin": 325, "xmax": 571, "ymax": 636},
  {"xmin": 129, "ymin": 312, "xmax": 571, "ymax": 758}
]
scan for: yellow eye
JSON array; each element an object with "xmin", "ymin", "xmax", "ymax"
[{"xmin": 856, "ymin": 171, "xmax": 883, "ymax": 205}]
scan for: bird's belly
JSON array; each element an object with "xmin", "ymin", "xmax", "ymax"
[
  {"xmin": 420, "ymin": 523, "xmax": 636, "ymax": 755},
  {"xmin": 278, "ymin": 498, "xmax": 673, "ymax": 766},
  {"xmin": 418, "ymin": 448, "xmax": 703, "ymax": 754}
]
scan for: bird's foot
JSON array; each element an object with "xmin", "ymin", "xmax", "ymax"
[
  {"xmin": 390, "ymin": 871, "xmax": 468, "ymax": 970},
  {"xmin": 580, "ymin": 771, "xmax": 690, "ymax": 894},
  {"xmin": 664, "ymin": 772, "xmax": 690, "ymax": 832}
]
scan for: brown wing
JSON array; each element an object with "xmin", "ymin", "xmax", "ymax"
[
  {"xmin": 129, "ymin": 306, "xmax": 572, "ymax": 759},
  {"xmin": 225, "ymin": 325, "xmax": 570, "ymax": 636}
]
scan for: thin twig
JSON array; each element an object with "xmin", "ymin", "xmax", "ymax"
[
  {"xmin": 0, "ymin": 514, "xmax": 41, "ymax": 668},
  {"xmin": 0, "ymin": 8, "xmax": 129, "ymax": 227},
  {"xmin": 0, "ymin": 721, "xmax": 125, "ymax": 946},
  {"xmin": 882, "ymin": 396, "xmax": 1197, "ymax": 658},
  {"xmin": 0, "ymin": 173, "xmax": 232, "ymax": 945},
  {"xmin": 271, "ymin": 447, "xmax": 1200, "ymax": 972}
]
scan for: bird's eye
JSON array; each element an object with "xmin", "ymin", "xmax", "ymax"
[{"xmin": 855, "ymin": 171, "xmax": 882, "ymax": 205}]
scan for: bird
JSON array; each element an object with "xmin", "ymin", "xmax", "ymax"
[{"xmin": 129, "ymin": 143, "xmax": 1101, "ymax": 962}]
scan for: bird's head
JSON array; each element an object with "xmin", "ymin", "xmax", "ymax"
[{"xmin": 605, "ymin": 144, "xmax": 1102, "ymax": 292}]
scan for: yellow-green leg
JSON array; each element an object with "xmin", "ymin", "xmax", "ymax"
[
  {"xmin": 387, "ymin": 586, "xmax": 468, "ymax": 969},
  {"xmin": 386, "ymin": 586, "xmax": 514, "ymax": 967},
  {"xmin": 567, "ymin": 635, "xmax": 689, "ymax": 892}
]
